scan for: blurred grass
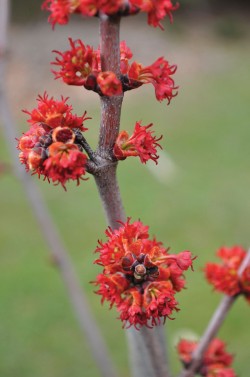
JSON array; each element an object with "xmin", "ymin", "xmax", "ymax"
[{"xmin": 1, "ymin": 25, "xmax": 250, "ymax": 377}]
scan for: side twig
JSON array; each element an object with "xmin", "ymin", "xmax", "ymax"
[
  {"xmin": 0, "ymin": 2, "xmax": 119, "ymax": 377},
  {"xmin": 178, "ymin": 249, "xmax": 250, "ymax": 377}
]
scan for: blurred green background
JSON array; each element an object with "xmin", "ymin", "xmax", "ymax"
[{"xmin": 1, "ymin": 1, "xmax": 250, "ymax": 376}]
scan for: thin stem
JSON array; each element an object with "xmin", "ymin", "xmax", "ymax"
[
  {"xmin": 0, "ymin": 2, "xmax": 119, "ymax": 377},
  {"xmin": 99, "ymin": 14, "xmax": 121, "ymax": 75},
  {"xmin": 98, "ymin": 95, "xmax": 123, "ymax": 159},
  {"xmin": 78, "ymin": 134, "xmax": 96, "ymax": 161},
  {"xmin": 94, "ymin": 13, "xmax": 170, "ymax": 377},
  {"xmin": 94, "ymin": 14, "xmax": 125, "ymax": 227},
  {"xmin": 178, "ymin": 248, "xmax": 250, "ymax": 377},
  {"xmin": 94, "ymin": 164, "xmax": 126, "ymax": 228},
  {"xmin": 97, "ymin": 14, "xmax": 123, "ymax": 159}
]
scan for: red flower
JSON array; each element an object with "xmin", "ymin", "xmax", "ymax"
[
  {"xmin": 206, "ymin": 366, "xmax": 236, "ymax": 377},
  {"xmin": 27, "ymin": 148, "xmax": 46, "ymax": 171},
  {"xmin": 98, "ymin": 0, "xmax": 124, "ymax": 14},
  {"xmin": 177, "ymin": 338, "xmax": 236, "ymax": 377},
  {"xmin": 130, "ymin": 0, "xmax": 179, "ymax": 28},
  {"xmin": 52, "ymin": 38, "xmax": 99, "ymax": 86},
  {"xmin": 44, "ymin": 142, "xmax": 88, "ymax": 188},
  {"xmin": 42, "ymin": 0, "xmax": 77, "ymax": 28},
  {"xmin": 18, "ymin": 93, "xmax": 90, "ymax": 188},
  {"xmin": 52, "ymin": 126, "xmax": 76, "ymax": 143},
  {"xmin": 23, "ymin": 92, "xmax": 89, "ymax": 131},
  {"xmin": 122, "ymin": 49, "xmax": 178, "ymax": 105},
  {"xmin": 18, "ymin": 125, "xmax": 46, "ymax": 152},
  {"xmin": 78, "ymin": 0, "xmax": 99, "ymax": 17},
  {"xmin": 120, "ymin": 40, "xmax": 133, "ymax": 75},
  {"xmin": 52, "ymin": 39, "xmax": 177, "ymax": 104},
  {"xmin": 177, "ymin": 338, "xmax": 197, "ymax": 364},
  {"xmin": 147, "ymin": 0, "xmax": 179, "ymax": 29},
  {"xmin": 93, "ymin": 218, "xmax": 194, "ymax": 328},
  {"xmin": 204, "ymin": 246, "xmax": 250, "ymax": 302},
  {"xmin": 128, "ymin": 57, "xmax": 178, "ymax": 104},
  {"xmin": 113, "ymin": 121, "xmax": 162, "ymax": 164},
  {"xmin": 17, "ymin": 124, "xmax": 48, "ymax": 172},
  {"xmin": 42, "ymin": 0, "xmax": 179, "ymax": 28},
  {"xmin": 97, "ymin": 71, "xmax": 122, "ymax": 96},
  {"xmin": 42, "ymin": 0, "xmax": 124, "ymax": 27},
  {"xmin": 52, "ymin": 39, "xmax": 123, "ymax": 96},
  {"xmin": 203, "ymin": 339, "xmax": 233, "ymax": 368}
]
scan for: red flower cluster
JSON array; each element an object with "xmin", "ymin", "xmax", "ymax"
[
  {"xmin": 126, "ymin": 56, "xmax": 178, "ymax": 104},
  {"xmin": 18, "ymin": 93, "xmax": 90, "ymax": 189},
  {"xmin": 132, "ymin": 0, "xmax": 179, "ymax": 29},
  {"xmin": 177, "ymin": 338, "xmax": 236, "ymax": 377},
  {"xmin": 52, "ymin": 38, "xmax": 99, "ymax": 86},
  {"xmin": 93, "ymin": 218, "xmax": 194, "ymax": 328},
  {"xmin": 204, "ymin": 246, "xmax": 250, "ymax": 302},
  {"xmin": 52, "ymin": 39, "xmax": 177, "ymax": 104},
  {"xmin": 52, "ymin": 38, "xmax": 122, "ymax": 96},
  {"xmin": 42, "ymin": 0, "xmax": 179, "ymax": 29},
  {"xmin": 113, "ymin": 122, "xmax": 162, "ymax": 164}
]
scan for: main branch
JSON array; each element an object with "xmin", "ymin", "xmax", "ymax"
[
  {"xmin": 97, "ymin": 14, "xmax": 123, "ymax": 160},
  {"xmin": 93, "ymin": 13, "xmax": 170, "ymax": 377}
]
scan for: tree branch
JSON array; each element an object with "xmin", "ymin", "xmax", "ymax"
[
  {"xmin": 178, "ymin": 248, "xmax": 250, "ymax": 377},
  {"xmin": 97, "ymin": 14, "xmax": 124, "ymax": 160},
  {"xmin": 94, "ymin": 13, "xmax": 171, "ymax": 377}
]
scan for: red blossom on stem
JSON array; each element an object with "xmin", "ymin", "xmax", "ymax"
[
  {"xmin": 121, "ymin": 49, "xmax": 178, "ymax": 104},
  {"xmin": 93, "ymin": 218, "xmax": 194, "ymax": 328},
  {"xmin": 52, "ymin": 39, "xmax": 122, "ymax": 96},
  {"xmin": 131, "ymin": 0, "xmax": 179, "ymax": 29},
  {"xmin": 97, "ymin": 0, "xmax": 124, "ymax": 15},
  {"xmin": 52, "ymin": 39, "xmax": 177, "ymax": 104},
  {"xmin": 113, "ymin": 121, "xmax": 162, "ymax": 164},
  {"xmin": 44, "ymin": 142, "xmax": 88, "ymax": 188},
  {"xmin": 177, "ymin": 338, "xmax": 236, "ymax": 377},
  {"xmin": 42, "ymin": 0, "xmax": 179, "ymax": 28},
  {"xmin": 97, "ymin": 71, "xmax": 123, "ymax": 96},
  {"xmin": 18, "ymin": 93, "xmax": 90, "ymax": 189},
  {"xmin": 128, "ymin": 57, "xmax": 178, "ymax": 104},
  {"xmin": 204, "ymin": 246, "xmax": 250, "ymax": 302},
  {"xmin": 120, "ymin": 40, "xmax": 133, "ymax": 75},
  {"xmin": 23, "ymin": 92, "xmax": 89, "ymax": 131},
  {"xmin": 42, "ymin": 0, "xmax": 76, "ymax": 28},
  {"xmin": 52, "ymin": 38, "xmax": 99, "ymax": 87}
]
